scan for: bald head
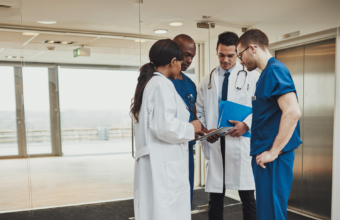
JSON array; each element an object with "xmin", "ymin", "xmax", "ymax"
[{"xmin": 173, "ymin": 34, "xmax": 196, "ymax": 71}]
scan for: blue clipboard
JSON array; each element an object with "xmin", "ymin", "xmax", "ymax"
[{"xmin": 218, "ymin": 100, "xmax": 252, "ymax": 138}]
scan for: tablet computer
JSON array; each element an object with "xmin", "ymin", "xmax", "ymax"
[{"xmin": 196, "ymin": 127, "xmax": 232, "ymax": 141}]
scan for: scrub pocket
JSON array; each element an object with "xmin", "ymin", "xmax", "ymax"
[
  {"xmin": 251, "ymin": 100, "xmax": 259, "ymax": 122},
  {"xmin": 166, "ymin": 159, "xmax": 189, "ymax": 194}
]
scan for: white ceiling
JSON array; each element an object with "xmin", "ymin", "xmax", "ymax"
[{"xmin": 0, "ymin": 0, "xmax": 338, "ymax": 66}]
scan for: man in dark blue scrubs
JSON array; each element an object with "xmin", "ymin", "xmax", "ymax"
[
  {"xmin": 170, "ymin": 34, "xmax": 197, "ymax": 206},
  {"xmin": 236, "ymin": 29, "xmax": 302, "ymax": 220}
]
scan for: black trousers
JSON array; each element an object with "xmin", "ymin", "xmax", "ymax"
[{"xmin": 208, "ymin": 137, "xmax": 257, "ymax": 220}]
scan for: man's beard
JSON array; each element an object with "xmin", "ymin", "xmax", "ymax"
[{"xmin": 245, "ymin": 58, "xmax": 257, "ymax": 71}]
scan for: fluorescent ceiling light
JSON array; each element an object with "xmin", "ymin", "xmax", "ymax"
[
  {"xmin": 169, "ymin": 22, "xmax": 183, "ymax": 27},
  {"xmin": 6, "ymin": 56, "xmax": 23, "ymax": 59},
  {"xmin": 37, "ymin": 21, "xmax": 57, "ymax": 24},
  {"xmin": 154, "ymin": 29, "xmax": 167, "ymax": 34},
  {"xmin": 23, "ymin": 32, "xmax": 39, "ymax": 36},
  {"xmin": 135, "ymin": 39, "xmax": 146, "ymax": 43}
]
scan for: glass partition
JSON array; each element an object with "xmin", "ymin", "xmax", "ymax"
[
  {"xmin": 1, "ymin": 0, "xmax": 205, "ymax": 215},
  {"xmin": 0, "ymin": 1, "xmax": 30, "ymax": 214},
  {"xmin": 8, "ymin": 0, "xmax": 141, "ymax": 212}
]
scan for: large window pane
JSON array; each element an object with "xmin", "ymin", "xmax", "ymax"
[
  {"xmin": 0, "ymin": 67, "xmax": 18, "ymax": 156},
  {"xmin": 23, "ymin": 67, "xmax": 52, "ymax": 155},
  {"xmin": 59, "ymin": 68, "xmax": 138, "ymax": 156}
]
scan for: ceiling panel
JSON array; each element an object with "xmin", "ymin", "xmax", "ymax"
[{"xmin": 0, "ymin": 31, "xmax": 32, "ymax": 43}]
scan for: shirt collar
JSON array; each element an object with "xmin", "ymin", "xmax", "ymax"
[{"xmin": 218, "ymin": 64, "xmax": 236, "ymax": 75}]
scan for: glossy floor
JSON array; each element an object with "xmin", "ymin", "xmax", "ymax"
[{"xmin": 0, "ymin": 154, "xmax": 135, "ymax": 212}]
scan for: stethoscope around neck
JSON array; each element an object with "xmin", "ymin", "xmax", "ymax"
[{"xmin": 208, "ymin": 65, "xmax": 248, "ymax": 90}]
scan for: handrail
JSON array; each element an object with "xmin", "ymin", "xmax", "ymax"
[{"xmin": 0, "ymin": 127, "xmax": 132, "ymax": 143}]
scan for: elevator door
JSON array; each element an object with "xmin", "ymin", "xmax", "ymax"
[{"xmin": 276, "ymin": 39, "xmax": 335, "ymax": 220}]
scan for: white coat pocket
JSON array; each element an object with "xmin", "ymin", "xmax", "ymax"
[{"xmin": 166, "ymin": 159, "xmax": 189, "ymax": 194}]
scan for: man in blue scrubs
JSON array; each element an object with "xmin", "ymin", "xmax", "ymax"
[
  {"xmin": 236, "ymin": 29, "xmax": 302, "ymax": 220},
  {"xmin": 170, "ymin": 34, "xmax": 197, "ymax": 206}
]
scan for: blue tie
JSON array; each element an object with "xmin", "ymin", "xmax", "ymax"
[{"xmin": 221, "ymin": 71, "xmax": 230, "ymax": 101}]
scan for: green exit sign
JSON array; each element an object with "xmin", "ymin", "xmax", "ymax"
[{"xmin": 73, "ymin": 48, "xmax": 80, "ymax": 57}]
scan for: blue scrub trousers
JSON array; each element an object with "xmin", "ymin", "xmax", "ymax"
[
  {"xmin": 252, "ymin": 150, "xmax": 295, "ymax": 220},
  {"xmin": 189, "ymin": 144, "xmax": 194, "ymax": 206}
]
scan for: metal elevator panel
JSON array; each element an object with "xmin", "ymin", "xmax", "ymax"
[
  {"xmin": 276, "ymin": 46, "xmax": 304, "ymax": 212},
  {"xmin": 276, "ymin": 39, "xmax": 335, "ymax": 219},
  {"xmin": 302, "ymin": 39, "xmax": 335, "ymax": 219}
]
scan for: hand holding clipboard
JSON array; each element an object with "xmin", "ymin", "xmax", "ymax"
[{"xmin": 218, "ymin": 100, "xmax": 252, "ymax": 138}]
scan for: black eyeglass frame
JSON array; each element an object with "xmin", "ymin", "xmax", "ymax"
[{"xmin": 237, "ymin": 45, "xmax": 257, "ymax": 61}]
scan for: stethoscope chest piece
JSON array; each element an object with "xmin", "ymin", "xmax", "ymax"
[{"xmin": 207, "ymin": 68, "xmax": 216, "ymax": 90}]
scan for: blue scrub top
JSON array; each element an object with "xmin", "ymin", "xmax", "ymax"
[
  {"xmin": 251, "ymin": 57, "xmax": 302, "ymax": 156},
  {"xmin": 169, "ymin": 72, "xmax": 197, "ymax": 147}
]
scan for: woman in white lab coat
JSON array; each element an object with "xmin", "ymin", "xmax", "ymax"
[{"xmin": 131, "ymin": 39, "xmax": 203, "ymax": 220}]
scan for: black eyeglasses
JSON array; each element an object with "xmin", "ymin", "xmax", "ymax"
[{"xmin": 237, "ymin": 45, "xmax": 257, "ymax": 61}]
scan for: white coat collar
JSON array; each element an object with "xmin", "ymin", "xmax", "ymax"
[
  {"xmin": 154, "ymin": 72, "xmax": 166, "ymax": 78},
  {"xmin": 212, "ymin": 62, "xmax": 243, "ymax": 100}
]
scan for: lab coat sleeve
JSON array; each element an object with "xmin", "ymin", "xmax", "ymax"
[
  {"xmin": 195, "ymin": 78, "xmax": 210, "ymax": 160},
  {"xmin": 196, "ymin": 80, "xmax": 207, "ymax": 128},
  {"xmin": 149, "ymin": 81, "xmax": 195, "ymax": 144}
]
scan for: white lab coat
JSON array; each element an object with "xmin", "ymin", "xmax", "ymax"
[
  {"xmin": 196, "ymin": 62, "xmax": 260, "ymax": 193},
  {"xmin": 134, "ymin": 72, "xmax": 195, "ymax": 220}
]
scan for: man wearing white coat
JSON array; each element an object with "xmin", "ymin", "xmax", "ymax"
[{"xmin": 196, "ymin": 32, "xmax": 260, "ymax": 220}]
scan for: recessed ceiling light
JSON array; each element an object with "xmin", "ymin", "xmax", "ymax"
[
  {"xmin": 135, "ymin": 39, "xmax": 146, "ymax": 43},
  {"xmin": 23, "ymin": 32, "xmax": 39, "ymax": 36},
  {"xmin": 154, "ymin": 29, "xmax": 168, "ymax": 34},
  {"xmin": 37, "ymin": 21, "xmax": 57, "ymax": 24},
  {"xmin": 6, "ymin": 56, "xmax": 23, "ymax": 59},
  {"xmin": 169, "ymin": 22, "xmax": 183, "ymax": 27},
  {"xmin": 41, "ymin": 40, "xmax": 76, "ymax": 45}
]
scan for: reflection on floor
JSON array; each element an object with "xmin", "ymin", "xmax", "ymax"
[{"xmin": 0, "ymin": 153, "xmax": 135, "ymax": 212}]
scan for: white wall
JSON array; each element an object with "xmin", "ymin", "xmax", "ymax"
[{"xmin": 252, "ymin": 22, "xmax": 340, "ymax": 45}]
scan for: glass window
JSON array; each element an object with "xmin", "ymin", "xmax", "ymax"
[
  {"xmin": 22, "ymin": 67, "xmax": 52, "ymax": 155},
  {"xmin": 58, "ymin": 68, "xmax": 138, "ymax": 155},
  {"xmin": 0, "ymin": 67, "xmax": 18, "ymax": 156}
]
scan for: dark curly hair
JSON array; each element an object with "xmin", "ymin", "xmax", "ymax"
[{"xmin": 216, "ymin": 31, "xmax": 239, "ymax": 50}]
